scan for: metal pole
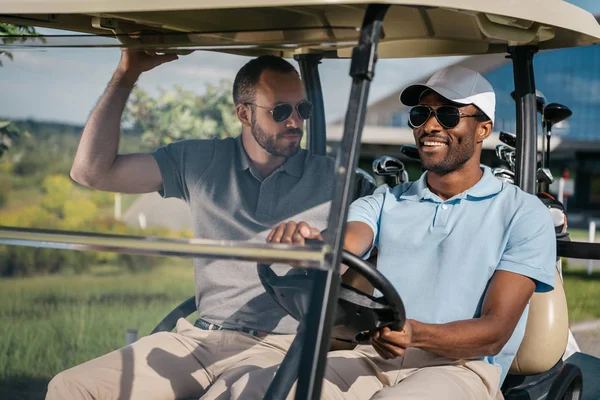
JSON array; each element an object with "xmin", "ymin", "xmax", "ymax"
[
  {"xmin": 296, "ymin": 54, "xmax": 327, "ymax": 156},
  {"xmin": 295, "ymin": 5, "xmax": 389, "ymax": 399},
  {"xmin": 509, "ymin": 46, "xmax": 538, "ymax": 194},
  {"xmin": 0, "ymin": 226, "xmax": 326, "ymax": 266},
  {"xmin": 589, "ymin": 221, "xmax": 596, "ymax": 276}
]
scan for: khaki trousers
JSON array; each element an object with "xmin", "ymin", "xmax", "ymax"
[{"xmin": 47, "ymin": 318, "xmax": 502, "ymax": 400}]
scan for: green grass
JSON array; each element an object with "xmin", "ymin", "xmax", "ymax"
[
  {"xmin": 569, "ymin": 228, "xmax": 598, "ymax": 242},
  {"xmin": 563, "ymin": 266, "xmax": 600, "ymax": 323},
  {"xmin": 0, "ymin": 259, "xmax": 194, "ymax": 400},
  {"xmin": 0, "ymin": 260, "xmax": 599, "ymax": 400}
]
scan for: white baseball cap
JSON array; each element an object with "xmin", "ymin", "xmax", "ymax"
[{"xmin": 399, "ymin": 65, "xmax": 495, "ymax": 123}]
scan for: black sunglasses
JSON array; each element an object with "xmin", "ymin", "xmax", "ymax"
[
  {"xmin": 246, "ymin": 101, "xmax": 312, "ymax": 123},
  {"xmin": 408, "ymin": 105, "xmax": 481, "ymax": 129}
]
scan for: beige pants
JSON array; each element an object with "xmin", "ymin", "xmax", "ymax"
[{"xmin": 47, "ymin": 318, "xmax": 502, "ymax": 400}]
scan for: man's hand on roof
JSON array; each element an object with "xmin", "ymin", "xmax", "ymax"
[{"xmin": 116, "ymin": 32, "xmax": 179, "ymax": 78}]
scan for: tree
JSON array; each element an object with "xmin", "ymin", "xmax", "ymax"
[
  {"xmin": 0, "ymin": 24, "xmax": 41, "ymax": 159},
  {"xmin": 124, "ymin": 80, "xmax": 241, "ymax": 148},
  {"xmin": 0, "ymin": 23, "xmax": 40, "ymax": 66},
  {"xmin": 0, "ymin": 120, "xmax": 19, "ymax": 159}
]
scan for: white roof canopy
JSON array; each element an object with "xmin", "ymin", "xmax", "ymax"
[{"xmin": 1, "ymin": 0, "xmax": 600, "ymax": 58}]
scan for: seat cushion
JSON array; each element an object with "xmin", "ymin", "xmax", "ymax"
[{"xmin": 509, "ymin": 270, "xmax": 569, "ymax": 375}]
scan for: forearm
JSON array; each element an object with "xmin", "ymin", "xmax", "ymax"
[
  {"xmin": 410, "ymin": 317, "xmax": 506, "ymax": 359},
  {"xmin": 339, "ymin": 221, "xmax": 375, "ymax": 276},
  {"xmin": 71, "ymin": 68, "xmax": 139, "ymax": 186}
]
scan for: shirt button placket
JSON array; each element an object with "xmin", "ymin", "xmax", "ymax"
[
  {"xmin": 256, "ymin": 174, "xmax": 275, "ymax": 217},
  {"xmin": 434, "ymin": 203, "xmax": 451, "ymax": 228}
]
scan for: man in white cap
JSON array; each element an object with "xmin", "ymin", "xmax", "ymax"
[{"xmin": 261, "ymin": 65, "xmax": 556, "ymax": 399}]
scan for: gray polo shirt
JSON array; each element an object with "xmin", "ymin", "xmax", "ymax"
[{"xmin": 152, "ymin": 136, "xmax": 374, "ymax": 334}]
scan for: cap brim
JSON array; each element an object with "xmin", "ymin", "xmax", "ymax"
[{"xmin": 399, "ymin": 84, "xmax": 471, "ymax": 107}]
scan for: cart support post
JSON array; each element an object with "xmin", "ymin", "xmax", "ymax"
[
  {"xmin": 295, "ymin": 4, "xmax": 389, "ymax": 399},
  {"xmin": 509, "ymin": 46, "xmax": 538, "ymax": 194},
  {"xmin": 296, "ymin": 53, "xmax": 327, "ymax": 156}
]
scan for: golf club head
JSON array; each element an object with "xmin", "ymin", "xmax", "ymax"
[
  {"xmin": 499, "ymin": 131, "xmax": 517, "ymax": 148},
  {"xmin": 510, "ymin": 89, "xmax": 546, "ymax": 115},
  {"xmin": 493, "ymin": 168, "xmax": 515, "ymax": 184},
  {"xmin": 536, "ymin": 168, "xmax": 554, "ymax": 185},
  {"xmin": 507, "ymin": 150, "xmax": 516, "ymax": 167},
  {"xmin": 543, "ymin": 103, "xmax": 572, "ymax": 127},
  {"xmin": 495, "ymin": 144, "xmax": 512, "ymax": 161},
  {"xmin": 372, "ymin": 156, "xmax": 408, "ymax": 185},
  {"xmin": 399, "ymin": 145, "xmax": 420, "ymax": 161},
  {"xmin": 355, "ymin": 168, "xmax": 377, "ymax": 187}
]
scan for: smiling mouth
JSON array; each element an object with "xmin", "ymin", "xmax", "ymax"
[
  {"xmin": 423, "ymin": 141, "xmax": 448, "ymax": 147},
  {"xmin": 422, "ymin": 141, "xmax": 448, "ymax": 147}
]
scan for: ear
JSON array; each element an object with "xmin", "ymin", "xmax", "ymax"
[
  {"xmin": 236, "ymin": 104, "xmax": 252, "ymax": 127},
  {"xmin": 476, "ymin": 120, "xmax": 493, "ymax": 143}
]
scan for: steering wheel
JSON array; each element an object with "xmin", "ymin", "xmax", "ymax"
[{"xmin": 257, "ymin": 249, "xmax": 406, "ymax": 344}]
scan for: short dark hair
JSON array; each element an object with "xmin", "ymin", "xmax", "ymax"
[
  {"xmin": 233, "ymin": 55, "xmax": 299, "ymax": 105},
  {"xmin": 473, "ymin": 105, "xmax": 491, "ymax": 122}
]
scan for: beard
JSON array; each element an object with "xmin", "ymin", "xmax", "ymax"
[
  {"xmin": 251, "ymin": 113, "xmax": 303, "ymax": 158},
  {"xmin": 419, "ymin": 133, "xmax": 476, "ymax": 176}
]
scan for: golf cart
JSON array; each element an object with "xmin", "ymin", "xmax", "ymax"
[{"xmin": 2, "ymin": 1, "xmax": 600, "ymax": 399}]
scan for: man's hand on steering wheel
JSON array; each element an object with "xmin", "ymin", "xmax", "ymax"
[
  {"xmin": 371, "ymin": 322, "xmax": 414, "ymax": 359},
  {"xmin": 264, "ymin": 220, "xmax": 408, "ymax": 347},
  {"xmin": 267, "ymin": 221, "xmax": 323, "ymax": 245}
]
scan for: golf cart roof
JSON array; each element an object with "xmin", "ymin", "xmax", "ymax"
[{"xmin": 2, "ymin": 0, "xmax": 600, "ymax": 58}]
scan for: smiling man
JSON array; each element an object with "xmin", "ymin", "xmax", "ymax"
[{"xmin": 264, "ymin": 66, "xmax": 557, "ymax": 399}]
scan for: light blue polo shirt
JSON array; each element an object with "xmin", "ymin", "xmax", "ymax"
[{"xmin": 348, "ymin": 166, "xmax": 556, "ymax": 385}]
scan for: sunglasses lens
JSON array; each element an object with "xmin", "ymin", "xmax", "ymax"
[
  {"xmin": 297, "ymin": 101, "xmax": 312, "ymax": 120},
  {"xmin": 272, "ymin": 104, "xmax": 293, "ymax": 122},
  {"xmin": 409, "ymin": 106, "xmax": 431, "ymax": 127},
  {"xmin": 436, "ymin": 106, "xmax": 461, "ymax": 128}
]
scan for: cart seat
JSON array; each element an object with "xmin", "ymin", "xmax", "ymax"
[
  {"xmin": 509, "ymin": 269, "xmax": 569, "ymax": 375},
  {"xmin": 501, "ymin": 268, "xmax": 584, "ymax": 400}
]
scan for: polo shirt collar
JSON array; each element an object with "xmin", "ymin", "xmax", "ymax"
[
  {"xmin": 465, "ymin": 166, "xmax": 504, "ymax": 199},
  {"xmin": 399, "ymin": 166, "xmax": 503, "ymax": 202},
  {"xmin": 281, "ymin": 148, "xmax": 305, "ymax": 178},
  {"xmin": 234, "ymin": 135, "xmax": 305, "ymax": 178},
  {"xmin": 235, "ymin": 136, "xmax": 252, "ymax": 172}
]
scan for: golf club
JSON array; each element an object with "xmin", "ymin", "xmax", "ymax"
[
  {"xmin": 399, "ymin": 145, "xmax": 420, "ymax": 161},
  {"xmin": 543, "ymin": 103, "xmax": 572, "ymax": 168},
  {"xmin": 372, "ymin": 156, "xmax": 409, "ymax": 186},
  {"xmin": 499, "ymin": 131, "xmax": 516, "ymax": 148}
]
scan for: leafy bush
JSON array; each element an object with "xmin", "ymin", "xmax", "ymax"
[
  {"xmin": 90, "ymin": 190, "xmax": 115, "ymax": 207},
  {"xmin": 12, "ymin": 152, "xmax": 48, "ymax": 177},
  {"xmin": 41, "ymin": 175, "xmax": 73, "ymax": 216},
  {"xmin": 0, "ymin": 173, "xmax": 10, "ymax": 207},
  {"xmin": 0, "ymin": 246, "xmax": 97, "ymax": 277},
  {"xmin": 0, "ymin": 174, "xmax": 185, "ymax": 276},
  {"xmin": 124, "ymin": 82, "xmax": 241, "ymax": 149}
]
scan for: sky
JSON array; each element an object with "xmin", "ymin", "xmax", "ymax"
[{"xmin": 1, "ymin": 0, "xmax": 599, "ymax": 126}]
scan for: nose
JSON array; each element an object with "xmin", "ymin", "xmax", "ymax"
[
  {"xmin": 422, "ymin": 110, "xmax": 442, "ymax": 133},
  {"xmin": 285, "ymin": 107, "xmax": 303, "ymax": 129}
]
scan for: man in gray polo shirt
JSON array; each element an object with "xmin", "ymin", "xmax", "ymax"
[{"xmin": 47, "ymin": 51, "xmax": 374, "ymax": 399}]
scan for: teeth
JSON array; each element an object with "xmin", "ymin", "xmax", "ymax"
[{"xmin": 423, "ymin": 141, "xmax": 447, "ymax": 147}]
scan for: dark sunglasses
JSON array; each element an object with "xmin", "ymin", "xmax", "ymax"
[
  {"xmin": 246, "ymin": 101, "xmax": 312, "ymax": 123},
  {"xmin": 408, "ymin": 105, "xmax": 481, "ymax": 129}
]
